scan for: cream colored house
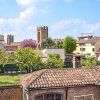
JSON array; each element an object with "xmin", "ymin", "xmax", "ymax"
[{"xmin": 74, "ymin": 36, "xmax": 100, "ymax": 58}]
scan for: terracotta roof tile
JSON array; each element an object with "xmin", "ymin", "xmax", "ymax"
[{"xmin": 21, "ymin": 67, "xmax": 100, "ymax": 89}]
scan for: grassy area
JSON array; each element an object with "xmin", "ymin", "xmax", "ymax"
[{"xmin": 0, "ymin": 74, "xmax": 21, "ymax": 85}]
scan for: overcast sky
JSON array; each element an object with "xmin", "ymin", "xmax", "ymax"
[{"xmin": 0, "ymin": 0, "xmax": 100, "ymax": 41}]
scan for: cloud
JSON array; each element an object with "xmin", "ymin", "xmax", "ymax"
[
  {"xmin": 0, "ymin": 0, "xmax": 49, "ymax": 42},
  {"xmin": 50, "ymin": 18, "xmax": 100, "ymax": 38},
  {"xmin": 16, "ymin": 0, "xmax": 50, "ymax": 6},
  {"xmin": 7, "ymin": 7, "xmax": 43, "ymax": 30},
  {"xmin": 0, "ymin": 6, "xmax": 47, "ymax": 41}
]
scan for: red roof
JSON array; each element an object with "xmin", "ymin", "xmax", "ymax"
[
  {"xmin": 21, "ymin": 67, "xmax": 100, "ymax": 89},
  {"xmin": 5, "ymin": 45, "xmax": 18, "ymax": 51}
]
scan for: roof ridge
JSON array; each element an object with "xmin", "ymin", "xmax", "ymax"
[{"xmin": 28, "ymin": 69, "xmax": 48, "ymax": 88}]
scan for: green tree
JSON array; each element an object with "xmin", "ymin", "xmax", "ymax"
[
  {"xmin": 0, "ymin": 50, "xmax": 4, "ymax": 65},
  {"xmin": 81, "ymin": 57, "xmax": 97, "ymax": 68},
  {"xmin": 63, "ymin": 36, "xmax": 76, "ymax": 53},
  {"xmin": 45, "ymin": 53, "xmax": 64, "ymax": 68},
  {"xmin": 0, "ymin": 50, "xmax": 8, "ymax": 67},
  {"xmin": 55, "ymin": 41, "xmax": 63, "ymax": 48},
  {"xmin": 0, "ymin": 50, "xmax": 5, "ymax": 71},
  {"xmin": 13, "ymin": 47, "xmax": 42, "ymax": 72},
  {"xmin": 41, "ymin": 38, "xmax": 56, "ymax": 49},
  {"xmin": 0, "ymin": 50, "xmax": 14, "ymax": 72},
  {"xmin": 97, "ymin": 60, "xmax": 100, "ymax": 66}
]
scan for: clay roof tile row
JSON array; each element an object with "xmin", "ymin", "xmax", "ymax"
[{"xmin": 21, "ymin": 67, "xmax": 100, "ymax": 89}]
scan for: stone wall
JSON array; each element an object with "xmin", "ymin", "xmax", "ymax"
[{"xmin": 0, "ymin": 85, "xmax": 23, "ymax": 100}]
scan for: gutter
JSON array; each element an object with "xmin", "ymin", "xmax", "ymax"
[
  {"xmin": 66, "ymin": 87, "xmax": 68, "ymax": 100},
  {"xmin": 29, "ymin": 84, "xmax": 96, "ymax": 90}
]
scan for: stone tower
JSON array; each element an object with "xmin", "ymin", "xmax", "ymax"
[
  {"xmin": 0, "ymin": 34, "xmax": 4, "ymax": 50},
  {"xmin": 7, "ymin": 34, "xmax": 14, "ymax": 45},
  {"xmin": 37, "ymin": 26, "xmax": 48, "ymax": 48}
]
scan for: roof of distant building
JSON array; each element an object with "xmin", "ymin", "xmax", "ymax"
[
  {"xmin": 78, "ymin": 35, "xmax": 93, "ymax": 39},
  {"xmin": 96, "ymin": 51, "xmax": 100, "ymax": 54},
  {"xmin": 11, "ymin": 42, "xmax": 21, "ymax": 46},
  {"xmin": 77, "ymin": 36, "xmax": 100, "ymax": 44},
  {"xmin": 5, "ymin": 45, "xmax": 18, "ymax": 51},
  {"xmin": 53, "ymin": 38, "xmax": 64, "ymax": 42},
  {"xmin": 21, "ymin": 67, "xmax": 100, "ymax": 89}
]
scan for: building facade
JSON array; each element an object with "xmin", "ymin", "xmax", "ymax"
[
  {"xmin": 75, "ymin": 36, "xmax": 100, "ymax": 58},
  {"xmin": 7, "ymin": 34, "xmax": 14, "ymax": 45},
  {"xmin": 21, "ymin": 67, "xmax": 100, "ymax": 100},
  {"xmin": 4, "ymin": 45, "xmax": 18, "ymax": 55},
  {"xmin": 37, "ymin": 26, "xmax": 48, "ymax": 48},
  {"xmin": 42, "ymin": 49, "xmax": 65, "ymax": 61},
  {"xmin": 0, "ymin": 34, "xmax": 5, "ymax": 50}
]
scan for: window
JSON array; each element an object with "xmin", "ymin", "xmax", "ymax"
[
  {"xmin": 45, "ymin": 94, "xmax": 54, "ymax": 100},
  {"xmin": 92, "ymin": 48, "xmax": 95, "ymax": 52},
  {"xmin": 91, "ymin": 44, "xmax": 94, "ymax": 46},
  {"xmin": 35, "ymin": 93, "xmax": 63, "ymax": 100},
  {"xmin": 35, "ymin": 95, "xmax": 43, "ymax": 100},
  {"xmin": 80, "ymin": 48, "xmax": 85, "ymax": 51}
]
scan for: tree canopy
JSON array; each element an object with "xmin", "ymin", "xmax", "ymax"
[
  {"xmin": 81, "ymin": 57, "xmax": 97, "ymax": 68},
  {"xmin": 0, "ymin": 50, "xmax": 10, "ymax": 67},
  {"xmin": 45, "ymin": 53, "xmax": 64, "ymax": 68},
  {"xmin": 13, "ymin": 47, "xmax": 41, "ymax": 72},
  {"xmin": 0, "ymin": 50, "xmax": 5, "ymax": 66},
  {"xmin": 63, "ymin": 36, "xmax": 76, "ymax": 53},
  {"xmin": 20, "ymin": 39, "xmax": 37, "ymax": 49},
  {"xmin": 55, "ymin": 41, "xmax": 63, "ymax": 48},
  {"xmin": 41, "ymin": 38, "xmax": 56, "ymax": 49}
]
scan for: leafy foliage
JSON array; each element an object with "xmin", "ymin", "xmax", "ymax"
[
  {"xmin": 13, "ymin": 47, "xmax": 42, "ymax": 72},
  {"xmin": 41, "ymin": 38, "xmax": 56, "ymax": 49},
  {"xmin": 63, "ymin": 36, "xmax": 76, "ymax": 53},
  {"xmin": 0, "ymin": 50, "xmax": 5, "ymax": 64},
  {"xmin": 48, "ymin": 53, "xmax": 60, "ymax": 59},
  {"xmin": 55, "ymin": 41, "xmax": 63, "ymax": 48},
  {"xmin": 97, "ymin": 60, "xmax": 100, "ymax": 66},
  {"xmin": 45, "ymin": 53, "xmax": 64, "ymax": 68},
  {"xmin": 0, "ymin": 50, "xmax": 10, "ymax": 67},
  {"xmin": 20, "ymin": 39, "xmax": 37, "ymax": 49},
  {"xmin": 81, "ymin": 57, "xmax": 97, "ymax": 68}
]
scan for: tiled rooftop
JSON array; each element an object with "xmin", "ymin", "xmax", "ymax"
[
  {"xmin": 21, "ymin": 67, "xmax": 100, "ymax": 89},
  {"xmin": 5, "ymin": 45, "xmax": 18, "ymax": 51},
  {"xmin": 77, "ymin": 36, "xmax": 100, "ymax": 44}
]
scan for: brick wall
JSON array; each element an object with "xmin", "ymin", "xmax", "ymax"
[
  {"xmin": 29, "ymin": 88, "xmax": 66, "ymax": 100},
  {"xmin": 67, "ymin": 86, "xmax": 100, "ymax": 100},
  {"xmin": 28, "ymin": 85, "xmax": 100, "ymax": 100},
  {"xmin": 0, "ymin": 85, "xmax": 23, "ymax": 100}
]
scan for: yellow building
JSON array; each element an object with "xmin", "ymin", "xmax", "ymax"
[{"xmin": 74, "ymin": 36, "xmax": 100, "ymax": 57}]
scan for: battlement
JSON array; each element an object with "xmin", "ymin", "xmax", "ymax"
[
  {"xmin": 0, "ymin": 34, "xmax": 4, "ymax": 41},
  {"xmin": 37, "ymin": 26, "xmax": 48, "ymax": 30}
]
